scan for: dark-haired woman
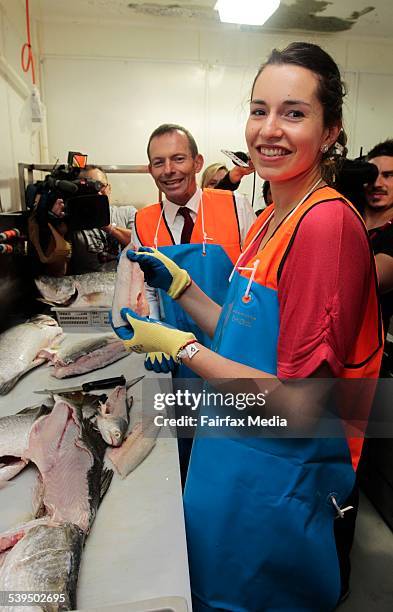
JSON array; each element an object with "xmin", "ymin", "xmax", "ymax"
[{"xmin": 114, "ymin": 42, "xmax": 383, "ymax": 610}]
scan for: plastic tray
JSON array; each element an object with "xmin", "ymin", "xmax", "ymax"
[{"xmin": 52, "ymin": 306, "xmax": 110, "ymax": 329}]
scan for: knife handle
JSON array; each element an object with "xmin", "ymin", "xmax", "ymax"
[{"xmin": 81, "ymin": 375, "xmax": 126, "ymax": 392}]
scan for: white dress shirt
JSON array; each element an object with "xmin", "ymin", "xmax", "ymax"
[{"xmin": 132, "ymin": 187, "xmax": 256, "ymax": 319}]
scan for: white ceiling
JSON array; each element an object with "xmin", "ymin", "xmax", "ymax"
[{"xmin": 32, "ymin": 0, "xmax": 393, "ymax": 39}]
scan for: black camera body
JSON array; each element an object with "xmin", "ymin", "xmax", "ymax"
[
  {"xmin": 26, "ymin": 158, "xmax": 110, "ymax": 231},
  {"xmin": 335, "ymin": 156, "xmax": 378, "ymax": 213}
]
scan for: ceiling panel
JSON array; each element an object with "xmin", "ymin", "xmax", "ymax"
[{"xmin": 33, "ymin": 1, "xmax": 393, "ymax": 39}]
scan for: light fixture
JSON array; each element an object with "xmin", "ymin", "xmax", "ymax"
[{"xmin": 215, "ymin": 0, "xmax": 280, "ymax": 27}]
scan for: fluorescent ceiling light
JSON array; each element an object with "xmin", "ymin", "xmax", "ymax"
[{"xmin": 215, "ymin": 0, "xmax": 280, "ymax": 26}]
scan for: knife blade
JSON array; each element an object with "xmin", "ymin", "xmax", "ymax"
[
  {"xmin": 34, "ymin": 375, "xmax": 127, "ymax": 395},
  {"xmin": 126, "ymin": 375, "xmax": 145, "ymax": 390}
]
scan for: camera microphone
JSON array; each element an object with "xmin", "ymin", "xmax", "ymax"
[{"xmin": 47, "ymin": 177, "xmax": 78, "ymax": 194}]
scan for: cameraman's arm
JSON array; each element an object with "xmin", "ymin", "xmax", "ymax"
[
  {"xmin": 103, "ymin": 224, "xmax": 131, "ymax": 246},
  {"xmin": 103, "ymin": 205, "xmax": 137, "ymax": 247}
]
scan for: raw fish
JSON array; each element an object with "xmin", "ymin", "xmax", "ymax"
[
  {"xmin": 0, "ymin": 316, "xmax": 63, "ymax": 395},
  {"xmin": 112, "ymin": 245, "xmax": 149, "ymax": 328}
]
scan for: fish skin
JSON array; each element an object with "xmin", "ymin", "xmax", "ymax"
[
  {"xmin": 0, "ymin": 316, "xmax": 64, "ymax": 396},
  {"xmin": 0, "ymin": 522, "xmax": 84, "ymax": 611},
  {"xmin": 35, "ymin": 272, "xmax": 116, "ymax": 308},
  {"xmin": 0, "ymin": 404, "xmax": 53, "ymax": 460},
  {"xmin": 0, "ymin": 517, "xmax": 55, "ymax": 555},
  {"xmin": 111, "ymin": 245, "xmax": 149, "ymax": 328}
]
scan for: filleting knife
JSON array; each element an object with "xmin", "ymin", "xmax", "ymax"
[{"xmin": 34, "ymin": 374, "xmax": 145, "ymax": 395}]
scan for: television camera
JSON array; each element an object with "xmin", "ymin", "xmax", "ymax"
[{"xmin": 26, "ymin": 152, "xmax": 110, "ymax": 231}]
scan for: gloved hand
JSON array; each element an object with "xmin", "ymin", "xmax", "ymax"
[
  {"xmin": 144, "ymin": 352, "xmax": 176, "ymax": 373},
  {"xmin": 127, "ymin": 247, "xmax": 191, "ymax": 299},
  {"xmin": 112, "ymin": 307, "xmax": 196, "ymax": 360}
]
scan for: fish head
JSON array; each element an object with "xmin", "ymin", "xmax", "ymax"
[{"xmin": 96, "ymin": 414, "xmax": 127, "ymax": 446}]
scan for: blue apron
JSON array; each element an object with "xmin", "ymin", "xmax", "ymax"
[
  {"xmin": 159, "ymin": 242, "xmax": 233, "ymax": 378},
  {"xmin": 184, "ymin": 271, "xmax": 355, "ymax": 611}
]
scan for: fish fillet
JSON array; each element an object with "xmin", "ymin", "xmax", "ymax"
[
  {"xmin": 108, "ymin": 418, "xmax": 159, "ymax": 478},
  {"xmin": 112, "ymin": 244, "xmax": 149, "ymax": 328},
  {"xmin": 41, "ymin": 335, "xmax": 128, "ymax": 379}
]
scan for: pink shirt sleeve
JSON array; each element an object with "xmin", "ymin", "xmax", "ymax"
[{"xmin": 277, "ymin": 200, "xmax": 373, "ymax": 378}]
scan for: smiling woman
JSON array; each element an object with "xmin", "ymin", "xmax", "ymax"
[{"xmin": 112, "ymin": 42, "xmax": 383, "ymax": 612}]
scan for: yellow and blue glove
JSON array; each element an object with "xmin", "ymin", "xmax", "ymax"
[
  {"xmin": 144, "ymin": 352, "xmax": 176, "ymax": 373},
  {"xmin": 112, "ymin": 307, "xmax": 196, "ymax": 361},
  {"xmin": 127, "ymin": 247, "xmax": 191, "ymax": 299}
]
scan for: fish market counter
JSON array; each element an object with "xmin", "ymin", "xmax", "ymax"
[{"xmin": 0, "ymin": 331, "xmax": 191, "ymax": 612}]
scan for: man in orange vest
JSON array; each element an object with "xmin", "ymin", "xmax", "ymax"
[
  {"xmin": 131, "ymin": 124, "xmax": 255, "ymax": 484},
  {"xmin": 132, "ymin": 124, "xmax": 255, "ymax": 372}
]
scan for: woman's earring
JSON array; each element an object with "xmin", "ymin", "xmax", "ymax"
[{"xmin": 321, "ymin": 144, "xmax": 329, "ymax": 153}]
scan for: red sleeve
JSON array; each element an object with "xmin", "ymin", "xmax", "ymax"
[{"xmin": 277, "ymin": 200, "xmax": 373, "ymax": 378}]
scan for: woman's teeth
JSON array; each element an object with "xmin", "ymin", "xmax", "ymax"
[{"xmin": 259, "ymin": 148, "xmax": 289, "ymax": 157}]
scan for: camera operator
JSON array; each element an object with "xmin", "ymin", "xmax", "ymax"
[
  {"xmin": 363, "ymin": 140, "xmax": 393, "ymax": 337},
  {"xmin": 38, "ymin": 165, "xmax": 137, "ymax": 276}
]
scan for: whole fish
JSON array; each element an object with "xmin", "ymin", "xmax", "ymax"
[
  {"xmin": 112, "ymin": 245, "xmax": 149, "ymax": 328},
  {"xmin": 0, "ymin": 522, "xmax": 84, "ymax": 611},
  {"xmin": 40, "ymin": 334, "xmax": 128, "ymax": 379},
  {"xmin": 0, "ymin": 316, "xmax": 64, "ymax": 395},
  {"xmin": 35, "ymin": 272, "xmax": 116, "ymax": 309},
  {"xmin": 73, "ymin": 271, "xmax": 116, "ymax": 308},
  {"xmin": 35, "ymin": 275, "xmax": 77, "ymax": 306}
]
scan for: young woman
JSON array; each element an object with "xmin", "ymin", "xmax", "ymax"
[
  {"xmin": 200, "ymin": 162, "xmax": 229, "ymax": 189},
  {"xmin": 114, "ymin": 43, "xmax": 383, "ymax": 611}
]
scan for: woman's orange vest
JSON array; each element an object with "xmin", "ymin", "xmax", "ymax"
[{"xmin": 241, "ymin": 186, "xmax": 383, "ymax": 469}]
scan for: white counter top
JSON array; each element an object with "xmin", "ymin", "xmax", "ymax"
[{"xmin": 0, "ymin": 331, "xmax": 191, "ymax": 611}]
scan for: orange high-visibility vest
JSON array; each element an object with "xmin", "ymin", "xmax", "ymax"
[
  {"xmin": 135, "ymin": 189, "xmax": 242, "ymax": 264},
  {"xmin": 241, "ymin": 186, "xmax": 383, "ymax": 469}
]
